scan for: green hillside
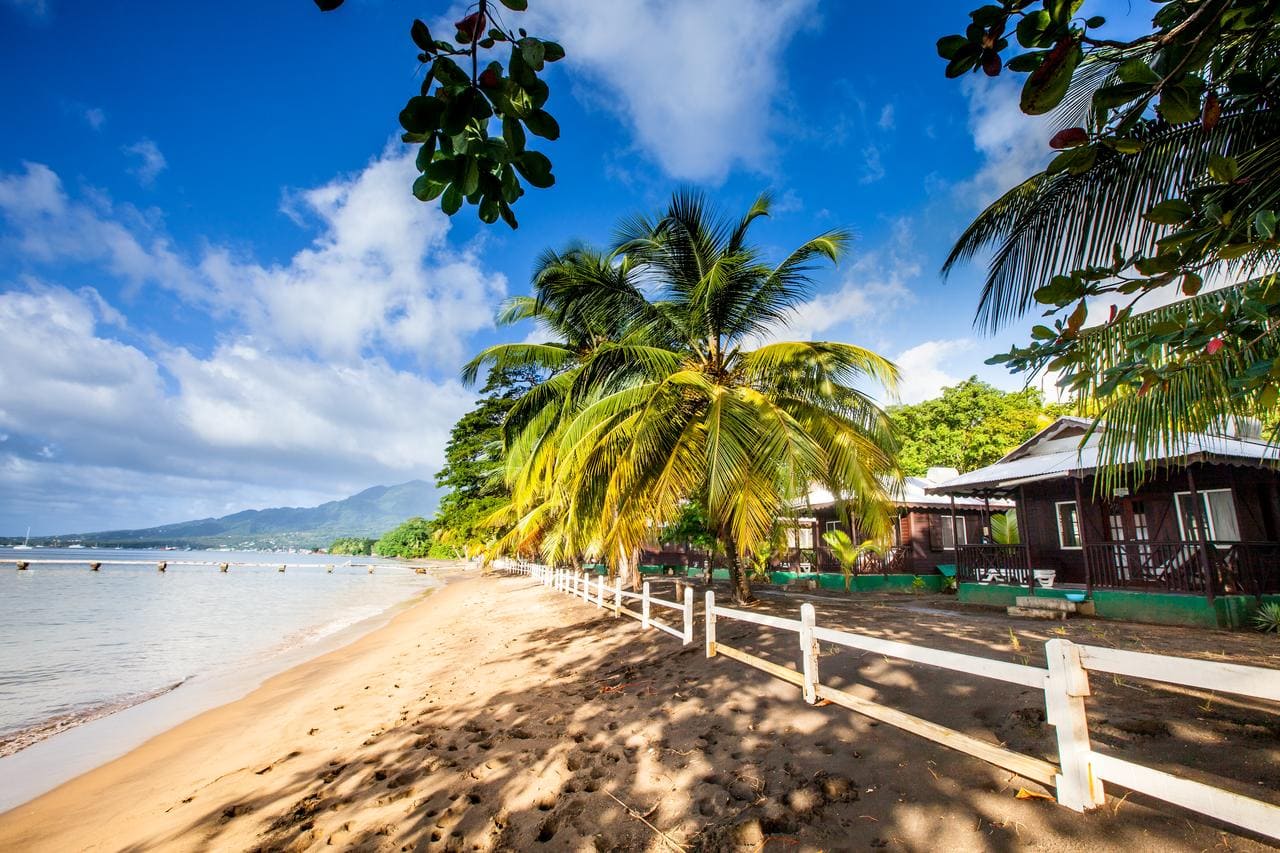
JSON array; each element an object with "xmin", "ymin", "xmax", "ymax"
[{"xmin": 39, "ymin": 481, "xmax": 440, "ymax": 550}]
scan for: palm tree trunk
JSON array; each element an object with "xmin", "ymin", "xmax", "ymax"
[{"xmin": 722, "ymin": 531, "xmax": 755, "ymax": 604}]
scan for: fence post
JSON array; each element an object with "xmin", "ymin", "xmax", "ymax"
[
  {"xmin": 613, "ymin": 575, "xmax": 622, "ymax": 617},
  {"xmin": 704, "ymin": 590, "xmax": 717, "ymax": 657},
  {"xmin": 581, "ymin": 571, "xmax": 590, "ymax": 602},
  {"xmin": 799, "ymin": 603, "xmax": 820, "ymax": 704},
  {"xmin": 1044, "ymin": 639, "xmax": 1105, "ymax": 811},
  {"xmin": 596, "ymin": 574, "xmax": 604, "ymax": 608},
  {"xmin": 682, "ymin": 585, "xmax": 694, "ymax": 645},
  {"xmin": 642, "ymin": 581, "xmax": 651, "ymax": 629}
]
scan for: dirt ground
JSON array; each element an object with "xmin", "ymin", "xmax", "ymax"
[{"xmin": 1, "ymin": 572, "xmax": 1275, "ymax": 852}]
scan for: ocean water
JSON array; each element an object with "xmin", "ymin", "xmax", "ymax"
[{"xmin": 0, "ymin": 547, "xmax": 439, "ymax": 757}]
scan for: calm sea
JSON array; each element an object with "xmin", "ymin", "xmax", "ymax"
[{"xmin": 0, "ymin": 547, "xmax": 440, "ymax": 760}]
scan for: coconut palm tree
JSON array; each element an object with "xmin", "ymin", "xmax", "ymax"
[
  {"xmin": 942, "ymin": 88, "xmax": 1280, "ymax": 479},
  {"xmin": 532, "ymin": 191, "xmax": 902, "ymax": 602}
]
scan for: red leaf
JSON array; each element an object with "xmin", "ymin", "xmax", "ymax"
[
  {"xmin": 982, "ymin": 52, "xmax": 1002, "ymax": 77},
  {"xmin": 455, "ymin": 11, "xmax": 487, "ymax": 43},
  {"xmin": 1205, "ymin": 338, "xmax": 1224, "ymax": 356},
  {"xmin": 479, "ymin": 68, "xmax": 500, "ymax": 88},
  {"xmin": 1202, "ymin": 92, "xmax": 1221, "ymax": 130},
  {"xmin": 1049, "ymin": 127, "xmax": 1089, "ymax": 149}
]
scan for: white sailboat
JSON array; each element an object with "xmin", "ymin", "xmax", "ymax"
[{"xmin": 13, "ymin": 526, "xmax": 33, "ymax": 550}]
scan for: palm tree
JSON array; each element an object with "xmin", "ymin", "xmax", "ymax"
[
  {"xmin": 515, "ymin": 191, "xmax": 901, "ymax": 603},
  {"xmin": 943, "ymin": 96, "xmax": 1280, "ymax": 478}
]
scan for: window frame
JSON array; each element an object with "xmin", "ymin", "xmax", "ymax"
[
  {"xmin": 936, "ymin": 514, "xmax": 967, "ymax": 550},
  {"xmin": 1055, "ymin": 501, "xmax": 1082, "ymax": 550},
  {"xmin": 1174, "ymin": 488, "xmax": 1239, "ymax": 541}
]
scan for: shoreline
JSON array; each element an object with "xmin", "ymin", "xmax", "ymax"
[{"xmin": 0, "ymin": 562, "xmax": 463, "ymax": 815}]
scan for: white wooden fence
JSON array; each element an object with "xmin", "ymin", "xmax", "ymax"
[
  {"xmin": 705, "ymin": 590, "xmax": 1279, "ymax": 841},
  {"xmin": 500, "ymin": 560, "xmax": 694, "ymax": 646},
  {"xmin": 494, "ymin": 560, "xmax": 1279, "ymax": 842}
]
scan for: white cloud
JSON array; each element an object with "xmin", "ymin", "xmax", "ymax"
[
  {"xmin": 956, "ymin": 75, "xmax": 1052, "ymax": 206},
  {"xmin": 123, "ymin": 138, "xmax": 167, "ymax": 186},
  {"xmin": 83, "ymin": 107, "xmax": 105, "ymax": 130},
  {"xmin": 0, "ymin": 161, "xmax": 199, "ymax": 297},
  {"xmin": 892, "ymin": 338, "xmax": 976, "ymax": 404},
  {"xmin": 877, "ymin": 104, "xmax": 895, "ymax": 131},
  {"xmin": 0, "ymin": 284, "xmax": 474, "ymax": 533},
  {"xmin": 0, "ymin": 151, "xmax": 507, "ymax": 366},
  {"xmin": 528, "ymin": 0, "xmax": 817, "ymax": 183},
  {"xmin": 773, "ymin": 219, "xmax": 919, "ymax": 343},
  {"xmin": 0, "ymin": 151, "xmax": 511, "ymax": 532},
  {"xmin": 859, "ymin": 145, "xmax": 885, "ymax": 184}
]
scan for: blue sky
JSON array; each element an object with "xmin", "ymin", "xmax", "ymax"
[{"xmin": 0, "ymin": 0, "xmax": 1142, "ymax": 534}]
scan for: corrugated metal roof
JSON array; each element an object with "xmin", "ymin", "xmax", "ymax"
[
  {"xmin": 927, "ymin": 417, "xmax": 1280, "ymax": 495},
  {"xmin": 802, "ymin": 477, "xmax": 1014, "ymax": 510}
]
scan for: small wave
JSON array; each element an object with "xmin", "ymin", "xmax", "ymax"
[
  {"xmin": 0, "ymin": 679, "xmax": 188, "ymax": 758},
  {"xmin": 274, "ymin": 605, "xmax": 388, "ymax": 651}
]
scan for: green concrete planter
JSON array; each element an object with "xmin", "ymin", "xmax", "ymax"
[{"xmin": 958, "ymin": 583, "xmax": 1280, "ymax": 629}]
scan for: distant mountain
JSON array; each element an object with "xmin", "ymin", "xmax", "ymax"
[{"xmin": 39, "ymin": 481, "xmax": 440, "ymax": 550}]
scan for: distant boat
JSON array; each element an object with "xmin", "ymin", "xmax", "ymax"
[
  {"xmin": 68, "ymin": 544, "xmax": 85, "ymax": 549},
  {"xmin": 13, "ymin": 526, "xmax": 33, "ymax": 550}
]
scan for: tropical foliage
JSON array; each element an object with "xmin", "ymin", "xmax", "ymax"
[
  {"xmin": 467, "ymin": 191, "xmax": 902, "ymax": 602},
  {"xmin": 431, "ymin": 366, "xmax": 540, "ymax": 555},
  {"xmin": 990, "ymin": 510, "xmax": 1020, "ymax": 545},
  {"xmin": 315, "ymin": 0, "xmax": 563, "ymax": 228},
  {"xmin": 889, "ymin": 377, "xmax": 1065, "ymax": 475},
  {"xmin": 374, "ymin": 517, "xmax": 435, "ymax": 558},
  {"xmin": 938, "ymin": 0, "xmax": 1280, "ymax": 482},
  {"xmin": 822, "ymin": 529, "xmax": 893, "ymax": 592},
  {"xmin": 328, "ymin": 536, "xmax": 375, "ymax": 555}
]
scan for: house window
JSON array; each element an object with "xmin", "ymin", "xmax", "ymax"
[
  {"xmin": 1175, "ymin": 489, "xmax": 1241, "ymax": 541},
  {"xmin": 930, "ymin": 515, "xmax": 967, "ymax": 550},
  {"xmin": 786, "ymin": 525, "xmax": 815, "ymax": 549},
  {"xmin": 825, "ymin": 520, "xmax": 843, "ymax": 534},
  {"xmin": 1056, "ymin": 501, "xmax": 1081, "ymax": 549}
]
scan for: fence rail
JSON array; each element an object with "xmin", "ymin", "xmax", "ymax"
[
  {"xmin": 498, "ymin": 560, "xmax": 693, "ymax": 645},
  {"xmin": 494, "ymin": 559, "xmax": 1280, "ymax": 842}
]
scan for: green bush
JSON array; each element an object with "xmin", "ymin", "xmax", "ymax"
[{"xmin": 328, "ymin": 537, "xmax": 375, "ymax": 556}]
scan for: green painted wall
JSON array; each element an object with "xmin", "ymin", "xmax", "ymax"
[
  {"xmin": 768, "ymin": 572, "xmax": 943, "ymax": 593},
  {"xmin": 958, "ymin": 583, "xmax": 1278, "ymax": 629}
]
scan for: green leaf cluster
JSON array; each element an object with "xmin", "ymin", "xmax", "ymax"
[
  {"xmin": 319, "ymin": 1, "xmax": 562, "ymax": 228},
  {"xmin": 327, "ymin": 536, "xmax": 376, "ymax": 556},
  {"xmin": 940, "ymin": 0, "xmax": 1280, "ymax": 479},
  {"xmin": 888, "ymin": 378, "xmax": 1065, "ymax": 477}
]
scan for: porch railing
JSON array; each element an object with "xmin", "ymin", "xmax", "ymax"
[
  {"xmin": 854, "ymin": 546, "xmax": 911, "ymax": 575},
  {"xmin": 957, "ymin": 544, "xmax": 1032, "ymax": 586},
  {"xmin": 1085, "ymin": 541, "xmax": 1280, "ymax": 596}
]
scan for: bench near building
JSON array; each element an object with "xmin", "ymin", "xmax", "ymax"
[{"xmin": 928, "ymin": 416, "xmax": 1280, "ymax": 628}]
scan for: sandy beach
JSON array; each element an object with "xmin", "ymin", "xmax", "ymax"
[{"xmin": 0, "ymin": 573, "xmax": 1274, "ymax": 852}]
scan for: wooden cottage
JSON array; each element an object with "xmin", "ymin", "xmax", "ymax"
[
  {"xmin": 927, "ymin": 416, "xmax": 1280, "ymax": 627},
  {"xmin": 791, "ymin": 470, "xmax": 1015, "ymax": 575}
]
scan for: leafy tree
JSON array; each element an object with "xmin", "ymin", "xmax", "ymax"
[
  {"xmin": 374, "ymin": 517, "xmax": 435, "ymax": 558},
  {"xmin": 888, "ymin": 377, "xmax": 1063, "ymax": 475},
  {"xmin": 430, "ymin": 365, "xmax": 540, "ymax": 554},
  {"xmin": 938, "ymin": 0, "xmax": 1280, "ymax": 483},
  {"xmin": 315, "ymin": 0, "xmax": 563, "ymax": 228},
  {"xmin": 328, "ymin": 536, "xmax": 375, "ymax": 555},
  {"xmin": 470, "ymin": 191, "xmax": 902, "ymax": 603}
]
